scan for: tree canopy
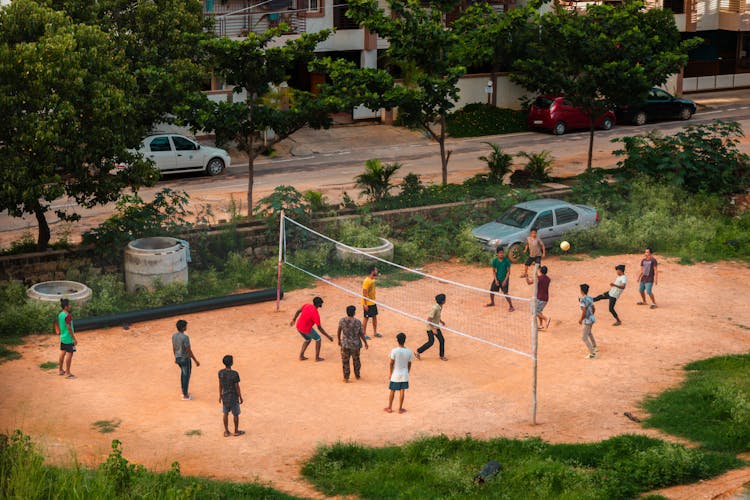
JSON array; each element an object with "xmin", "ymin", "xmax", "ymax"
[
  {"xmin": 511, "ymin": 1, "xmax": 699, "ymax": 168},
  {"xmin": 0, "ymin": 0, "xmax": 159, "ymax": 249}
]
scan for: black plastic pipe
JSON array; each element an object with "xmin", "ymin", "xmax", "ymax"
[{"xmin": 75, "ymin": 288, "xmax": 281, "ymax": 332}]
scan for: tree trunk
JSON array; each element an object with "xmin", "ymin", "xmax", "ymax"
[
  {"xmin": 587, "ymin": 123, "xmax": 595, "ymax": 170},
  {"xmin": 439, "ymin": 115, "xmax": 449, "ymax": 185},
  {"xmin": 247, "ymin": 134, "xmax": 255, "ymax": 216},
  {"xmin": 34, "ymin": 205, "xmax": 51, "ymax": 251}
]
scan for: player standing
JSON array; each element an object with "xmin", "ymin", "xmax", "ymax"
[
  {"xmin": 338, "ymin": 305, "xmax": 369, "ymax": 382},
  {"xmin": 172, "ymin": 319, "xmax": 200, "ymax": 400},
  {"xmin": 385, "ymin": 332, "xmax": 413, "ymax": 414},
  {"xmin": 55, "ymin": 298, "xmax": 78, "ymax": 379},
  {"xmin": 362, "ymin": 265, "xmax": 381, "ymax": 339},
  {"xmin": 637, "ymin": 248, "xmax": 658, "ymax": 309},
  {"xmin": 526, "ymin": 266, "xmax": 551, "ymax": 329},
  {"xmin": 521, "ymin": 228, "xmax": 545, "ymax": 278},
  {"xmin": 578, "ymin": 284, "xmax": 597, "ymax": 358},
  {"xmin": 416, "ymin": 293, "xmax": 447, "ymax": 361},
  {"xmin": 486, "ymin": 246, "xmax": 514, "ymax": 312},
  {"xmin": 218, "ymin": 354, "xmax": 244, "ymax": 437}
]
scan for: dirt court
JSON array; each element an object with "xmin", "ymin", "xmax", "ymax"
[{"xmin": 1, "ymin": 255, "xmax": 750, "ymax": 498}]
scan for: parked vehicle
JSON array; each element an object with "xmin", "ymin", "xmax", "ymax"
[
  {"xmin": 615, "ymin": 88, "xmax": 696, "ymax": 126},
  {"xmin": 528, "ymin": 96, "xmax": 616, "ymax": 136},
  {"xmin": 471, "ymin": 198, "xmax": 599, "ymax": 262},
  {"xmin": 117, "ymin": 134, "xmax": 231, "ymax": 176}
]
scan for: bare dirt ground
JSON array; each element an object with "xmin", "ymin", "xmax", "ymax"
[{"xmin": 1, "ymin": 255, "xmax": 750, "ymax": 498}]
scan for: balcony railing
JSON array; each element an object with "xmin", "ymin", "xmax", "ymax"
[{"xmin": 206, "ymin": 1, "xmax": 308, "ymax": 38}]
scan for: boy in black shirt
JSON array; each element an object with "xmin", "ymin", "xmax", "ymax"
[{"xmin": 219, "ymin": 355, "xmax": 244, "ymax": 437}]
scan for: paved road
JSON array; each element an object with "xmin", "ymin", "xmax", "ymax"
[{"xmin": 2, "ymin": 91, "xmax": 750, "ymax": 246}]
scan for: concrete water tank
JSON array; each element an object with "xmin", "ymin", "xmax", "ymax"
[
  {"xmin": 124, "ymin": 237, "xmax": 189, "ymax": 293},
  {"xmin": 27, "ymin": 281, "xmax": 93, "ymax": 305},
  {"xmin": 335, "ymin": 237, "xmax": 394, "ymax": 263}
]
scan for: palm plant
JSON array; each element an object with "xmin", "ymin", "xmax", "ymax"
[
  {"xmin": 517, "ymin": 150, "xmax": 554, "ymax": 182},
  {"xmin": 478, "ymin": 142, "xmax": 514, "ymax": 183},
  {"xmin": 355, "ymin": 159, "xmax": 402, "ymax": 202}
]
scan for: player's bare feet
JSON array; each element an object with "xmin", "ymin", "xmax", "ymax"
[
  {"xmin": 383, "ymin": 407, "xmax": 393, "ymax": 413},
  {"xmin": 299, "ymin": 356, "xmax": 308, "ymax": 361},
  {"xmin": 484, "ymin": 303, "xmax": 494, "ymax": 307},
  {"xmin": 440, "ymin": 356, "xmax": 448, "ymax": 361},
  {"xmin": 415, "ymin": 352, "xmax": 421, "ymax": 360},
  {"xmin": 315, "ymin": 357, "xmax": 325, "ymax": 362},
  {"xmin": 398, "ymin": 408, "xmax": 407, "ymax": 414},
  {"xmin": 58, "ymin": 370, "xmax": 65, "ymax": 376},
  {"xmin": 224, "ymin": 431, "xmax": 231, "ymax": 437},
  {"xmin": 508, "ymin": 307, "xmax": 515, "ymax": 312},
  {"xmin": 234, "ymin": 430, "xmax": 245, "ymax": 437},
  {"xmin": 343, "ymin": 378, "xmax": 349, "ymax": 383},
  {"xmin": 545, "ymin": 317, "xmax": 551, "ymax": 329}
]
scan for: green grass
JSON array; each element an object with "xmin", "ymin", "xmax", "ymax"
[
  {"xmin": 0, "ymin": 346, "xmax": 21, "ymax": 364},
  {"xmin": 185, "ymin": 429, "xmax": 202, "ymax": 437},
  {"xmin": 446, "ymin": 103, "xmax": 528, "ymax": 138},
  {"xmin": 302, "ymin": 434, "xmax": 740, "ymax": 499},
  {"xmin": 39, "ymin": 361, "xmax": 58, "ymax": 370},
  {"xmin": 92, "ymin": 419, "xmax": 121, "ymax": 434},
  {"xmin": 0, "ymin": 432, "xmax": 299, "ymax": 499},
  {"xmin": 643, "ymin": 354, "xmax": 750, "ymax": 454},
  {"xmin": 378, "ymin": 270, "xmax": 425, "ymax": 288}
]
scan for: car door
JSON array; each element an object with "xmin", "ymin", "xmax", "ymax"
[
  {"xmin": 647, "ymin": 88, "xmax": 672, "ymax": 120},
  {"xmin": 562, "ymin": 99, "xmax": 584, "ymax": 129},
  {"xmin": 171, "ymin": 135, "xmax": 203, "ymax": 171},
  {"xmin": 533, "ymin": 210, "xmax": 555, "ymax": 245},
  {"xmin": 554, "ymin": 206, "xmax": 581, "ymax": 238},
  {"xmin": 144, "ymin": 136, "xmax": 176, "ymax": 172}
]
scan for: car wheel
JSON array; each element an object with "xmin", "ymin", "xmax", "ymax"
[
  {"xmin": 600, "ymin": 117, "xmax": 613, "ymax": 130},
  {"xmin": 508, "ymin": 243, "xmax": 524, "ymax": 264},
  {"xmin": 633, "ymin": 111, "xmax": 647, "ymax": 126},
  {"xmin": 679, "ymin": 107, "xmax": 693, "ymax": 120},
  {"xmin": 205, "ymin": 158, "xmax": 225, "ymax": 176},
  {"xmin": 552, "ymin": 122, "xmax": 566, "ymax": 135}
]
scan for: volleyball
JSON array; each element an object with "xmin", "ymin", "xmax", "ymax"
[{"xmin": 560, "ymin": 240, "xmax": 570, "ymax": 251}]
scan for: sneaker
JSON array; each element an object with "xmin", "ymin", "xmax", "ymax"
[
  {"xmin": 613, "ymin": 321, "xmax": 622, "ymax": 326},
  {"xmin": 650, "ymin": 304, "xmax": 658, "ymax": 309},
  {"xmin": 374, "ymin": 333, "xmax": 383, "ymax": 338},
  {"xmin": 182, "ymin": 395, "xmax": 192, "ymax": 401},
  {"xmin": 364, "ymin": 336, "xmax": 371, "ymax": 340},
  {"xmin": 586, "ymin": 353, "xmax": 596, "ymax": 359}
]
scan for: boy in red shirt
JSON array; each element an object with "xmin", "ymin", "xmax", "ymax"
[{"xmin": 290, "ymin": 296, "xmax": 333, "ymax": 361}]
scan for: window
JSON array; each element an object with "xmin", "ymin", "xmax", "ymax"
[
  {"xmin": 172, "ymin": 136, "xmax": 197, "ymax": 151},
  {"xmin": 536, "ymin": 211, "xmax": 553, "ymax": 229},
  {"xmin": 555, "ymin": 207, "xmax": 579, "ymax": 225},
  {"xmin": 307, "ymin": 0, "xmax": 319, "ymax": 12},
  {"xmin": 149, "ymin": 137, "xmax": 172, "ymax": 152}
]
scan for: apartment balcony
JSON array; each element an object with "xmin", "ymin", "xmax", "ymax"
[
  {"xmin": 206, "ymin": 0, "xmax": 307, "ymax": 38},
  {"xmin": 718, "ymin": 0, "xmax": 750, "ymax": 30}
]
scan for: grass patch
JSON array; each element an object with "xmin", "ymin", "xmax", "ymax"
[
  {"xmin": 0, "ymin": 431, "xmax": 298, "ymax": 499},
  {"xmin": 643, "ymin": 354, "xmax": 750, "ymax": 454},
  {"xmin": 91, "ymin": 419, "xmax": 121, "ymax": 434},
  {"xmin": 446, "ymin": 103, "xmax": 528, "ymax": 138},
  {"xmin": 378, "ymin": 270, "xmax": 425, "ymax": 288},
  {"xmin": 0, "ymin": 336, "xmax": 24, "ymax": 346},
  {"xmin": 303, "ymin": 434, "xmax": 740, "ymax": 499},
  {"xmin": 39, "ymin": 361, "xmax": 58, "ymax": 370},
  {"xmin": 185, "ymin": 429, "xmax": 202, "ymax": 437},
  {"xmin": 0, "ymin": 346, "xmax": 21, "ymax": 364}
]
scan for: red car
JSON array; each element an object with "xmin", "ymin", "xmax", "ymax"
[{"xmin": 528, "ymin": 96, "xmax": 615, "ymax": 135}]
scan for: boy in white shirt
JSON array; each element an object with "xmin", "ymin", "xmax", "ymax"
[
  {"xmin": 385, "ymin": 332, "xmax": 413, "ymax": 414},
  {"xmin": 593, "ymin": 264, "xmax": 627, "ymax": 326}
]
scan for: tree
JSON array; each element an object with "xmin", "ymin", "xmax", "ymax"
[
  {"xmin": 355, "ymin": 159, "xmax": 402, "ymax": 202},
  {"xmin": 347, "ymin": 0, "xmax": 467, "ymax": 185},
  {"xmin": 451, "ymin": 1, "xmax": 541, "ymax": 106},
  {"xmin": 511, "ymin": 2, "xmax": 700, "ymax": 169},
  {"xmin": 0, "ymin": 0, "xmax": 158, "ymax": 250},
  {"xmin": 184, "ymin": 31, "xmax": 401, "ymax": 214}
]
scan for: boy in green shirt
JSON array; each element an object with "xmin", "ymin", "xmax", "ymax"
[
  {"xmin": 485, "ymin": 246, "xmax": 515, "ymax": 312},
  {"xmin": 55, "ymin": 298, "xmax": 78, "ymax": 379}
]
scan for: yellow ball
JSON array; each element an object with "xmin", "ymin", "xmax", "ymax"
[{"xmin": 560, "ymin": 240, "xmax": 570, "ymax": 251}]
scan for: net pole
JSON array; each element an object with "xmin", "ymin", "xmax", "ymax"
[
  {"xmin": 531, "ymin": 262, "xmax": 540, "ymax": 425},
  {"xmin": 275, "ymin": 211, "xmax": 285, "ymax": 312}
]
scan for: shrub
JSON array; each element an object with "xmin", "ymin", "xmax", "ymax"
[
  {"xmin": 517, "ymin": 150, "xmax": 554, "ymax": 183},
  {"xmin": 446, "ymin": 103, "xmax": 527, "ymax": 138},
  {"xmin": 336, "ymin": 219, "xmax": 389, "ymax": 247},
  {"xmin": 255, "ymin": 185, "xmax": 311, "ymax": 224},
  {"xmin": 478, "ymin": 142, "xmax": 514, "ymax": 183},
  {"xmin": 355, "ymin": 159, "xmax": 402, "ymax": 202},
  {"xmin": 613, "ymin": 120, "xmax": 750, "ymax": 196}
]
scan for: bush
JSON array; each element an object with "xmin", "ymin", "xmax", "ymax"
[
  {"xmin": 355, "ymin": 159, "xmax": 402, "ymax": 202},
  {"xmin": 613, "ymin": 120, "xmax": 750, "ymax": 196},
  {"xmin": 446, "ymin": 103, "xmax": 527, "ymax": 138},
  {"xmin": 0, "ymin": 282, "xmax": 56, "ymax": 338},
  {"xmin": 478, "ymin": 142, "xmax": 514, "ymax": 183},
  {"xmin": 336, "ymin": 219, "xmax": 389, "ymax": 247}
]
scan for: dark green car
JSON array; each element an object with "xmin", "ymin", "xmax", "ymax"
[{"xmin": 616, "ymin": 88, "xmax": 697, "ymax": 126}]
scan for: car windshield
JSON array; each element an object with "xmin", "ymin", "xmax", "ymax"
[
  {"xmin": 533, "ymin": 97, "xmax": 554, "ymax": 109},
  {"xmin": 496, "ymin": 207, "xmax": 536, "ymax": 228}
]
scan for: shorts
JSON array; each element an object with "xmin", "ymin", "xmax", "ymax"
[
  {"xmin": 639, "ymin": 282, "xmax": 654, "ymax": 294},
  {"xmin": 389, "ymin": 381, "xmax": 409, "ymax": 391},
  {"xmin": 490, "ymin": 279, "xmax": 509, "ymax": 294},
  {"xmin": 222, "ymin": 401, "xmax": 241, "ymax": 416},
  {"xmin": 60, "ymin": 343, "xmax": 76, "ymax": 353},
  {"xmin": 536, "ymin": 300, "xmax": 547, "ymax": 313},
  {"xmin": 299, "ymin": 327, "xmax": 321, "ymax": 341},
  {"xmin": 363, "ymin": 304, "xmax": 378, "ymax": 318},
  {"xmin": 525, "ymin": 256, "xmax": 542, "ymax": 266}
]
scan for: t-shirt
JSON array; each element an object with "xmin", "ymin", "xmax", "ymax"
[
  {"xmin": 296, "ymin": 303, "xmax": 321, "ymax": 334},
  {"xmin": 579, "ymin": 295, "xmax": 595, "ymax": 324},
  {"xmin": 427, "ymin": 304, "xmax": 442, "ymax": 326},
  {"xmin": 609, "ymin": 275, "xmax": 627, "ymax": 298},
  {"xmin": 172, "ymin": 332, "xmax": 190, "ymax": 359},
  {"xmin": 338, "ymin": 317, "xmax": 363, "ymax": 350},
  {"xmin": 58, "ymin": 310, "xmax": 74, "ymax": 344},
  {"xmin": 537, "ymin": 275, "xmax": 551, "ymax": 302},
  {"xmin": 491, "ymin": 256, "xmax": 511, "ymax": 281},
  {"xmin": 527, "ymin": 236, "xmax": 544, "ymax": 257},
  {"xmin": 640, "ymin": 258, "xmax": 657, "ymax": 283},
  {"xmin": 389, "ymin": 346, "xmax": 413, "ymax": 383},
  {"xmin": 362, "ymin": 276, "xmax": 376, "ymax": 306},
  {"xmin": 218, "ymin": 368, "xmax": 240, "ymax": 406}
]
